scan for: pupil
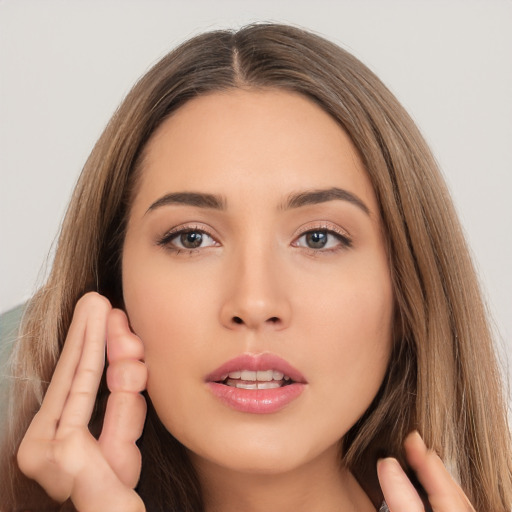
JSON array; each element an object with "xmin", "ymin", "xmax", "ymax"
[
  {"xmin": 181, "ymin": 232, "xmax": 203, "ymax": 248},
  {"xmin": 306, "ymin": 231, "xmax": 327, "ymax": 248}
]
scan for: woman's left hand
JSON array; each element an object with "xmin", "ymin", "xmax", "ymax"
[{"xmin": 377, "ymin": 431, "xmax": 475, "ymax": 511}]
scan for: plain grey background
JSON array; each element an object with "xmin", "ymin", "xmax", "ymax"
[{"xmin": 0, "ymin": 0, "xmax": 511, "ymax": 393}]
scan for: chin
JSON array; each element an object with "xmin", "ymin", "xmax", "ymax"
[
  {"xmin": 182, "ymin": 422, "xmax": 343, "ymax": 477},
  {"xmin": 190, "ymin": 445, "xmax": 313, "ymax": 476}
]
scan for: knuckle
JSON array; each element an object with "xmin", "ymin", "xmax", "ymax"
[
  {"xmin": 79, "ymin": 365, "xmax": 102, "ymax": 379},
  {"xmin": 17, "ymin": 435, "xmax": 83, "ymax": 501},
  {"xmin": 71, "ymin": 388, "xmax": 95, "ymax": 398},
  {"xmin": 107, "ymin": 360, "xmax": 147, "ymax": 392},
  {"xmin": 17, "ymin": 441, "xmax": 39, "ymax": 477},
  {"xmin": 53, "ymin": 429, "xmax": 88, "ymax": 466}
]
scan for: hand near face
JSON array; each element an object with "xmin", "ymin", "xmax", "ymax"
[
  {"xmin": 17, "ymin": 293, "xmax": 147, "ymax": 512},
  {"xmin": 377, "ymin": 431, "xmax": 475, "ymax": 512}
]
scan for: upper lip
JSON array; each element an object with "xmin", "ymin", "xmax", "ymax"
[{"xmin": 206, "ymin": 353, "xmax": 307, "ymax": 384}]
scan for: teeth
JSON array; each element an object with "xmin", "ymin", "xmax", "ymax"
[
  {"xmin": 227, "ymin": 369, "xmax": 289, "ymax": 382},
  {"xmin": 230, "ymin": 381, "xmax": 282, "ymax": 390},
  {"xmin": 257, "ymin": 370, "xmax": 273, "ymax": 381},
  {"xmin": 222, "ymin": 369, "xmax": 292, "ymax": 387},
  {"xmin": 240, "ymin": 370, "xmax": 256, "ymax": 380},
  {"xmin": 235, "ymin": 381, "xmax": 258, "ymax": 390},
  {"xmin": 257, "ymin": 381, "xmax": 281, "ymax": 390}
]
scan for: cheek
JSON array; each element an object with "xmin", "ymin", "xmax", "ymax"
[
  {"xmin": 122, "ymin": 245, "xmax": 217, "ymax": 343},
  {"xmin": 301, "ymin": 257, "xmax": 393, "ymax": 351},
  {"xmin": 323, "ymin": 285, "xmax": 392, "ymax": 361},
  {"xmin": 122, "ymin": 250, "xmax": 221, "ymax": 421},
  {"xmin": 297, "ymin": 262, "xmax": 394, "ymax": 414}
]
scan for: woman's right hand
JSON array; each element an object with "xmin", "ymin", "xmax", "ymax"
[{"xmin": 17, "ymin": 292, "xmax": 148, "ymax": 512}]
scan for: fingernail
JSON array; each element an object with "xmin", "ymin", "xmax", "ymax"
[
  {"xmin": 385, "ymin": 457, "xmax": 403, "ymax": 474},
  {"xmin": 406, "ymin": 430, "xmax": 428, "ymax": 454},
  {"xmin": 412, "ymin": 430, "xmax": 426, "ymax": 445},
  {"xmin": 377, "ymin": 457, "xmax": 401, "ymax": 474}
]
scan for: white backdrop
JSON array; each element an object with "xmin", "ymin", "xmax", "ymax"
[{"xmin": 0, "ymin": 0, "xmax": 511, "ymax": 387}]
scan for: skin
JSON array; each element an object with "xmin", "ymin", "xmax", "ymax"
[
  {"xmin": 17, "ymin": 295, "xmax": 146, "ymax": 512},
  {"xmin": 17, "ymin": 90, "xmax": 476, "ymax": 512},
  {"xmin": 122, "ymin": 89, "xmax": 392, "ymax": 511}
]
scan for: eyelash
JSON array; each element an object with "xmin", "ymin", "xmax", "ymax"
[
  {"xmin": 156, "ymin": 223, "xmax": 352, "ymax": 255},
  {"xmin": 293, "ymin": 224, "xmax": 352, "ymax": 254},
  {"xmin": 156, "ymin": 224, "xmax": 219, "ymax": 255}
]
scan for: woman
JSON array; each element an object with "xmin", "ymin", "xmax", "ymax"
[{"xmin": 1, "ymin": 23, "xmax": 510, "ymax": 512}]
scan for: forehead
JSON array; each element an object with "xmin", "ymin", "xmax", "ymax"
[{"xmin": 132, "ymin": 89, "xmax": 377, "ymax": 213}]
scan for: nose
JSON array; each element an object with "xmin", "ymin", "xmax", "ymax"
[{"xmin": 219, "ymin": 246, "xmax": 292, "ymax": 331}]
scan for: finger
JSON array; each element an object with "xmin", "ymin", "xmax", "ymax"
[
  {"xmin": 17, "ymin": 428, "xmax": 74, "ymax": 501},
  {"xmin": 49, "ymin": 429, "xmax": 144, "ymax": 511},
  {"xmin": 107, "ymin": 359, "xmax": 147, "ymax": 393},
  {"xmin": 404, "ymin": 431, "xmax": 474, "ymax": 511},
  {"xmin": 99, "ymin": 391, "xmax": 147, "ymax": 487},
  {"xmin": 73, "ymin": 466, "xmax": 146, "ymax": 512},
  {"xmin": 28, "ymin": 294, "xmax": 107, "ymax": 439},
  {"xmin": 18, "ymin": 294, "xmax": 110, "ymax": 501},
  {"xmin": 27, "ymin": 293, "xmax": 111, "ymax": 439},
  {"xmin": 101, "ymin": 309, "xmax": 147, "ymax": 486},
  {"xmin": 56, "ymin": 295, "xmax": 111, "ymax": 436},
  {"xmin": 377, "ymin": 457, "xmax": 424, "ymax": 512},
  {"xmin": 107, "ymin": 309, "xmax": 144, "ymax": 363},
  {"xmin": 69, "ymin": 437, "xmax": 146, "ymax": 512}
]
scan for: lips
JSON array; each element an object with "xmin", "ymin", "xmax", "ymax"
[{"xmin": 206, "ymin": 353, "xmax": 307, "ymax": 414}]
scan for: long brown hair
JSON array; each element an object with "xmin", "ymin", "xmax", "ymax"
[{"xmin": 1, "ymin": 23, "xmax": 510, "ymax": 512}]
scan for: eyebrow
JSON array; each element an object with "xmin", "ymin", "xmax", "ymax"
[
  {"xmin": 145, "ymin": 187, "xmax": 370, "ymax": 215},
  {"xmin": 146, "ymin": 192, "xmax": 226, "ymax": 213},
  {"xmin": 282, "ymin": 187, "xmax": 370, "ymax": 214}
]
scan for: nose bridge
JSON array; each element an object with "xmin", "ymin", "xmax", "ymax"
[{"xmin": 220, "ymin": 234, "xmax": 290, "ymax": 330}]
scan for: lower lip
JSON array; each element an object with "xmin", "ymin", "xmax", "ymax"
[{"xmin": 207, "ymin": 382, "xmax": 305, "ymax": 414}]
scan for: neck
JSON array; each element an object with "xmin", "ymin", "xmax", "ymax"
[{"xmin": 190, "ymin": 446, "xmax": 376, "ymax": 512}]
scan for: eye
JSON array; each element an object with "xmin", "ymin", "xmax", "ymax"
[
  {"xmin": 157, "ymin": 227, "xmax": 218, "ymax": 252},
  {"xmin": 175, "ymin": 231, "xmax": 212, "ymax": 249},
  {"xmin": 293, "ymin": 228, "xmax": 352, "ymax": 251}
]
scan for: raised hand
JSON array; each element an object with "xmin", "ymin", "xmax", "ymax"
[
  {"xmin": 17, "ymin": 292, "xmax": 148, "ymax": 512},
  {"xmin": 377, "ymin": 431, "xmax": 475, "ymax": 512}
]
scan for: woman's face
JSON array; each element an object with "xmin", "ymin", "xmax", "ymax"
[{"xmin": 122, "ymin": 89, "xmax": 393, "ymax": 475}]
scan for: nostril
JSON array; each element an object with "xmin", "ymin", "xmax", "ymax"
[{"xmin": 229, "ymin": 316, "xmax": 281, "ymax": 326}]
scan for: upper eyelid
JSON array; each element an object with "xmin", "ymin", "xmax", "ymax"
[
  {"xmin": 294, "ymin": 221, "xmax": 351, "ymax": 238},
  {"xmin": 162, "ymin": 223, "xmax": 218, "ymax": 238},
  {"xmin": 157, "ymin": 221, "xmax": 352, "ymax": 245},
  {"xmin": 292, "ymin": 222, "xmax": 353, "ymax": 250}
]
